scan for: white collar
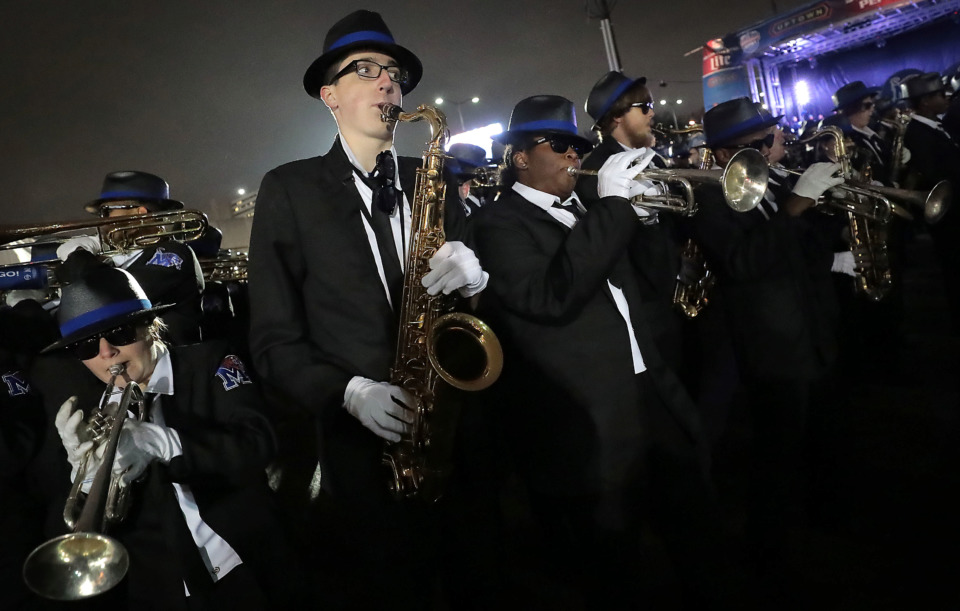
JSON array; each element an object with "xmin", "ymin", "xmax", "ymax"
[
  {"xmin": 144, "ymin": 343, "xmax": 174, "ymax": 396},
  {"xmin": 339, "ymin": 131, "xmax": 401, "ymax": 185},
  {"xmin": 511, "ymin": 181, "xmax": 582, "ymax": 213}
]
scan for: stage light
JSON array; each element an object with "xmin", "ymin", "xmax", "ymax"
[{"xmin": 795, "ymin": 80, "xmax": 811, "ymax": 107}]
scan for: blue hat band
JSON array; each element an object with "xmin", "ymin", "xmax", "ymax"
[
  {"xmin": 509, "ymin": 119, "xmax": 579, "ymax": 136},
  {"xmin": 99, "ymin": 189, "xmax": 167, "ymax": 200},
  {"xmin": 329, "ymin": 30, "xmax": 396, "ymax": 51},
  {"xmin": 60, "ymin": 299, "xmax": 152, "ymax": 338},
  {"xmin": 709, "ymin": 114, "xmax": 774, "ymax": 146},
  {"xmin": 595, "ymin": 79, "xmax": 635, "ymax": 121}
]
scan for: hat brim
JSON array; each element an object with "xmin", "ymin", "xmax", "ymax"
[
  {"xmin": 833, "ymin": 88, "xmax": 880, "ymax": 111},
  {"xmin": 84, "ymin": 198, "xmax": 184, "ymax": 216},
  {"xmin": 707, "ymin": 114, "xmax": 784, "ymax": 148},
  {"xmin": 303, "ymin": 41, "xmax": 423, "ymax": 98},
  {"xmin": 41, "ymin": 303, "xmax": 174, "ymax": 354}
]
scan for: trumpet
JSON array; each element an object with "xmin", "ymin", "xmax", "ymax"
[
  {"xmin": 568, "ymin": 147, "xmax": 769, "ymax": 215},
  {"xmin": 23, "ymin": 365, "xmax": 147, "ymax": 600}
]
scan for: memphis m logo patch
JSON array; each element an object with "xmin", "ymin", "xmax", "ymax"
[
  {"xmin": 215, "ymin": 355, "xmax": 252, "ymax": 391},
  {"xmin": 2, "ymin": 371, "xmax": 31, "ymax": 397},
  {"xmin": 146, "ymin": 247, "xmax": 184, "ymax": 270}
]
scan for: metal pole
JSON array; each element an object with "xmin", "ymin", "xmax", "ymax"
[
  {"xmin": 456, "ymin": 104, "xmax": 466, "ymax": 132},
  {"xmin": 599, "ymin": 18, "xmax": 621, "ymax": 72}
]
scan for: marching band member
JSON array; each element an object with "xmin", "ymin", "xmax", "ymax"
[
  {"xmin": 39, "ymin": 263, "xmax": 298, "ymax": 609},
  {"xmin": 691, "ymin": 97, "xmax": 846, "ymax": 587},
  {"xmin": 902, "ymin": 72, "xmax": 960, "ymax": 333},
  {"xmin": 832, "ymin": 81, "xmax": 904, "ymax": 185},
  {"xmin": 247, "ymin": 10, "xmax": 491, "ymax": 610},
  {"xmin": 56, "ymin": 170, "xmax": 206, "ymax": 345},
  {"xmin": 472, "ymin": 94, "xmax": 740, "ymax": 609},
  {"xmin": 447, "ymin": 142, "xmax": 490, "ymax": 216}
]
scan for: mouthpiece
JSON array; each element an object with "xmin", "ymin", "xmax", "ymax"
[
  {"xmin": 566, "ymin": 167, "xmax": 597, "ymax": 177},
  {"xmin": 379, "ymin": 103, "xmax": 403, "ymax": 123}
]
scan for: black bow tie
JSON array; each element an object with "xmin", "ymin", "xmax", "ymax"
[{"xmin": 371, "ymin": 150, "xmax": 402, "ymax": 214}]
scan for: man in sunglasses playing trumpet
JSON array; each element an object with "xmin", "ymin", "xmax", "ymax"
[
  {"xmin": 472, "ymin": 94, "xmax": 742, "ymax": 608},
  {"xmin": 38, "ymin": 263, "xmax": 298, "ymax": 609},
  {"xmin": 690, "ymin": 97, "xmax": 847, "ymax": 592}
]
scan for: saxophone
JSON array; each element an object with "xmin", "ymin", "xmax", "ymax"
[
  {"xmin": 378, "ymin": 103, "xmax": 503, "ymax": 502},
  {"xmin": 673, "ymin": 147, "xmax": 715, "ymax": 318}
]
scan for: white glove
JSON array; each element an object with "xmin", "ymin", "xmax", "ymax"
[
  {"xmin": 344, "ymin": 377, "xmax": 417, "ymax": 442},
  {"xmin": 792, "ymin": 162, "xmax": 844, "ymax": 201},
  {"xmin": 56, "ymin": 235, "xmax": 102, "ymax": 261},
  {"xmin": 597, "ymin": 148, "xmax": 656, "ymax": 199},
  {"xmin": 627, "ymin": 179, "xmax": 661, "ymax": 217},
  {"xmin": 422, "ymin": 241, "xmax": 488, "ymax": 297},
  {"xmin": 831, "ymin": 251, "xmax": 857, "ymax": 277},
  {"xmin": 900, "ymin": 147, "xmax": 911, "ymax": 166},
  {"xmin": 55, "ymin": 396, "xmax": 105, "ymax": 492},
  {"xmin": 113, "ymin": 419, "xmax": 182, "ymax": 487}
]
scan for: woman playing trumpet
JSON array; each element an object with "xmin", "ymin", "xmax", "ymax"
[{"xmin": 36, "ymin": 261, "xmax": 300, "ymax": 610}]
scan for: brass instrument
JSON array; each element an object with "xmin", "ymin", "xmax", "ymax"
[
  {"xmin": 378, "ymin": 103, "xmax": 503, "ymax": 502},
  {"xmin": 471, "ymin": 164, "xmax": 505, "ymax": 189},
  {"xmin": 568, "ymin": 147, "xmax": 769, "ymax": 215},
  {"xmin": 887, "ymin": 114, "xmax": 911, "ymax": 187},
  {"xmin": 651, "ymin": 122, "xmax": 704, "ymax": 138},
  {"xmin": 23, "ymin": 365, "xmax": 147, "ymax": 600},
  {"xmin": 673, "ymin": 147, "xmax": 717, "ymax": 318},
  {"xmin": 200, "ymin": 250, "xmax": 249, "ymax": 283},
  {"xmin": 0, "ymin": 209, "xmax": 209, "ymax": 256}
]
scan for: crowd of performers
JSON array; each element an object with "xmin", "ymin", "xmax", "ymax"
[{"xmin": 2, "ymin": 8, "xmax": 959, "ymax": 611}]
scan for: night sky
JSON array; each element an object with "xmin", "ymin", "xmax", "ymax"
[{"xmin": 2, "ymin": 0, "xmax": 808, "ymax": 226}]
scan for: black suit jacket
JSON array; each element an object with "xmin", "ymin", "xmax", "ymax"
[
  {"xmin": 574, "ymin": 137, "xmax": 685, "ymax": 369},
  {"xmin": 248, "ymin": 137, "xmax": 468, "ymax": 503},
  {"xmin": 903, "ymin": 118, "xmax": 960, "ymax": 196},
  {"xmin": 690, "ymin": 183, "xmax": 838, "ymax": 381},
  {"xmin": 472, "ymin": 189, "xmax": 700, "ymax": 496}
]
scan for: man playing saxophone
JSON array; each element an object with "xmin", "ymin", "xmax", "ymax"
[{"xmin": 247, "ymin": 10, "xmax": 492, "ymax": 610}]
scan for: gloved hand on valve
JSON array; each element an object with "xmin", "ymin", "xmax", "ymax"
[
  {"xmin": 785, "ymin": 162, "xmax": 844, "ymax": 216},
  {"xmin": 422, "ymin": 241, "xmax": 488, "ymax": 297},
  {"xmin": 597, "ymin": 147, "xmax": 657, "ymax": 199},
  {"xmin": 344, "ymin": 377, "xmax": 417, "ymax": 442}
]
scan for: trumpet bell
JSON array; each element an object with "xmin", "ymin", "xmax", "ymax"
[
  {"xmin": 22, "ymin": 532, "xmax": 129, "ymax": 601},
  {"xmin": 722, "ymin": 148, "xmax": 769, "ymax": 213},
  {"xmin": 924, "ymin": 180, "xmax": 952, "ymax": 224}
]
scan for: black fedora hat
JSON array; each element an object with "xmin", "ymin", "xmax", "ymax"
[
  {"xmin": 84, "ymin": 171, "xmax": 184, "ymax": 216},
  {"xmin": 447, "ymin": 143, "xmax": 487, "ymax": 178},
  {"xmin": 832, "ymin": 81, "xmax": 880, "ymax": 111},
  {"xmin": 303, "ymin": 10, "xmax": 422, "ymax": 98},
  {"xmin": 42, "ymin": 265, "xmax": 172, "ymax": 354},
  {"xmin": 585, "ymin": 71, "xmax": 647, "ymax": 128},
  {"xmin": 703, "ymin": 97, "xmax": 783, "ymax": 148},
  {"xmin": 492, "ymin": 95, "xmax": 593, "ymax": 153},
  {"xmin": 900, "ymin": 72, "xmax": 945, "ymax": 99}
]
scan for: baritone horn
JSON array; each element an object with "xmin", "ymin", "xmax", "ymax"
[
  {"xmin": 0, "ymin": 209, "xmax": 209, "ymax": 254},
  {"xmin": 22, "ymin": 365, "xmax": 146, "ymax": 601},
  {"xmin": 568, "ymin": 147, "xmax": 769, "ymax": 215}
]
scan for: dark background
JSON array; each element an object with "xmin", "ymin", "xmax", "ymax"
[{"xmin": 0, "ymin": 0, "xmax": 810, "ymax": 224}]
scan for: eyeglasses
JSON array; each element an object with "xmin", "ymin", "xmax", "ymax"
[
  {"xmin": 730, "ymin": 132, "xmax": 776, "ymax": 152},
  {"xmin": 330, "ymin": 59, "xmax": 409, "ymax": 86},
  {"xmin": 69, "ymin": 323, "xmax": 140, "ymax": 360},
  {"xmin": 629, "ymin": 102, "xmax": 655, "ymax": 115},
  {"xmin": 531, "ymin": 136, "xmax": 591, "ymax": 158}
]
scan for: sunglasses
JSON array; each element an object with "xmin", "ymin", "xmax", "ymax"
[
  {"xmin": 531, "ymin": 136, "xmax": 591, "ymax": 158},
  {"xmin": 731, "ymin": 132, "xmax": 776, "ymax": 151},
  {"xmin": 860, "ymin": 100, "xmax": 876, "ymax": 111},
  {"xmin": 629, "ymin": 102, "xmax": 655, "ymax": 115},
  {"xmin": 69, "ymin": 323, "xmax": 140, "ymax": 360}
]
